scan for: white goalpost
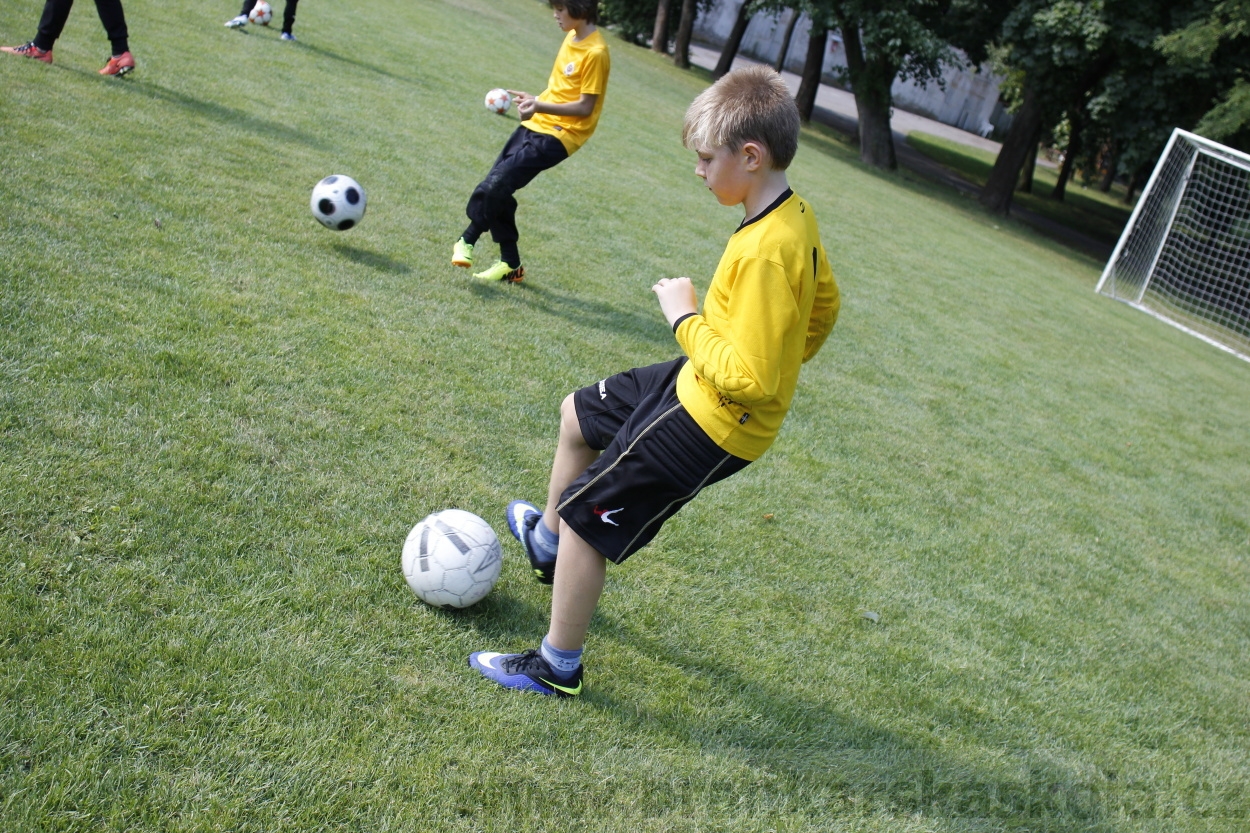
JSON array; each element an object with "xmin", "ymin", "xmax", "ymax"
[{"xmin": 1096, "ymin": 128, "xmax": 1250, "ymax": 362}]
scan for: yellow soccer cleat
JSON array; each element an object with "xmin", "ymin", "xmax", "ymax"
[
  {"xmin": 451, "ymin": 237, "xmax": 474, "ymax": 268},
  {"xmin": 472, "ymin": 261, "xmax": 525, "ymax": 283}
]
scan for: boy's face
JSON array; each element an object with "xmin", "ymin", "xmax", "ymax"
[
  {"xmin": 552, "ymin": 6, "xmax": 584, "ymax": 31},
  {"xmin": 694, "ymin": 144, "xmax": 755, "ymax": 207}
]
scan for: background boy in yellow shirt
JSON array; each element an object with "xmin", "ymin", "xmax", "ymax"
[
  {"xmin": 470, "ymin": 65, "xmax": 840, "ymax": 696},
  {"xmin": 451, "ymin": 0, "xmax": 609, "ymax": 283}
]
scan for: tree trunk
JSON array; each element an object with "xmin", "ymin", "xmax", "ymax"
[
  {"xmin": 841, "ymin": 22, "xmax": 898, "ymax": 169},
  {"xmin": 1098, "ymin": 140, "xmax": 1118, "ymax": 192},
  {"xmin": 673, "ymin": 0, "xmax": 697, "ymax": 69},
  {"xmin": 1051, "ymin": 115, "xmax": 1082, "ymax": 202},
  {"xmin": 980, "ymin": 84, "xmax": 1043, "ymax": 215},
  {"xmin": 1124, "ymin": 169, "xmax": 1141, "ymax": 204},
  {"xmin": 652, "ymin": 0, "xmax": 672, "ymax": 54},
  {"xmin": 794, "ymin": 26, "xmax": 828, "ymax": 122},
  {"xmin": 714, "ymin": 1, "xmax": 754, "ymax": 78},
  {"xmin": 1017, "ymin": 133, "xmax": 1040, "ymax": 193},
  {"xmin": 774, "ymin": 8, "xmax": 800, "ymax": 73}
]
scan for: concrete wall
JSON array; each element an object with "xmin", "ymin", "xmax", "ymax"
[{"xmin": 692, "ymin": 3, "xmax": 1012, "ymax": 137}]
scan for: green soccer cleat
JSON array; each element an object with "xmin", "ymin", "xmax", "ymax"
[
  {"xmin": 451, "ymin": 237, "xmax": 473, "ymax": 268},
  {"xmin": 472, "ymin": 261, "xmax": 524, "ymax": 283}
]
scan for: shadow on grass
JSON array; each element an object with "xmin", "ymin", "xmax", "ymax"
[
  {"xmin": 331, "ymin": 244, "xmax": 412, "ymax": 275},
  {"xmin": 102, "ymin": 76, "xmax": 327, "ymax": 150},
  {"xmin": 430, "ymin": 585, "xmax": 551, "ymax": 639},
  {"xmin": 587, "ymin": 610, "xmax": 1109, "ymax": 828},
  {"xmin": 293, "ymin": 40, "xmax": 429, "ymax": 87},
  {"xmin": 467, "ymin": 281, "xmax": 672, "ymax": 346}
]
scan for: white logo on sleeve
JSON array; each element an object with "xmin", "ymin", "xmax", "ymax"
[{"xmin": 598, "ymin": 380, "xmax": 607, "ymax": 400}]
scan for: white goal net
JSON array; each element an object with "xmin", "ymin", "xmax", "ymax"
[{"xmin": 1096, "ymin": 128, "xmax": 1250, "ymax": 361}]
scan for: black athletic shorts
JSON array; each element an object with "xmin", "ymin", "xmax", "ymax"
[{"xmin": 556, "ymin": 357, "xmax": 751, "ymax": 564}]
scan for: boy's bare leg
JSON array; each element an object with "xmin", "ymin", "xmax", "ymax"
[
  {"xmin": 543, "ymin": 393, "xmax": 597, "ymax": 534},
  {"xmin": 547, "ymin": 520, "xmax": 607, "ymax": 652}
]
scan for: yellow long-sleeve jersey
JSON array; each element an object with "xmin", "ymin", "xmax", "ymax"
[{"xmin": 674, "ymin": 190, "xmax": 839, "ymax": 461}]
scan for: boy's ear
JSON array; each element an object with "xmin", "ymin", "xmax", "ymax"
[{"xmin": 741, "ymin": 141, "xmax": 767, "ymax": 172}]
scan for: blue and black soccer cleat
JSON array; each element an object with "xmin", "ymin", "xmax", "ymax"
[
  {"xmin": 469, "ymin": 649, "xmax": 583, "ymax": 697},
  {"xmin": 506, "ymin": 499, "xmax": 555, "ymax": 584}
]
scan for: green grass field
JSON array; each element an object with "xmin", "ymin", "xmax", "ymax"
[{"xmin": 2, "ymin": 1, "xmax": 1248, "ymax": 830}]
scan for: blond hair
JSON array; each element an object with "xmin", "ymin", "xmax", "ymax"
[{"xmin": 682, "ymin": 65, "xmax": 800, "ymax": 170}]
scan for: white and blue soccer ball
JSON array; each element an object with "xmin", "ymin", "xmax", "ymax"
[
  {"xmin": 248, "ymin": 0, "xmax": 272, "ymax": 25},
  {"xmin": 484, "ymin": 88, "xmax": 511, "ymax": 115},
  {"xmin": 310, "ymin": 174, "xmax": 366, "ymax": 231},
  {"xmin": 402, "ymin": 509, "xmax": 502, "ymax": 609}
]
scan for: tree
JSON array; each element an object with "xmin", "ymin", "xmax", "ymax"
[
  {"xmin": 602, "ymin": 0, "xmax": 664, "ymax": 45},
  {"xmin": 673, "ymin": 0, "xmax": 698, "ymax": 68},
  {"xmin": 979, "ymin": 0, "xmax": 1117, "ymax": 214},
  {"xmin": 1073, "ymin": 2, "xmax": 1218, "ymax": 195},
  {"xmin": 819, "ymin": 0, "xmax": 1012, "ymax": 170},
  {"xmin": 774, "ymin": 7, "xmax": 801, "ymax": 71},
  {"xmin": 1158, "ymin": 0, "xmax": 1250, "ymax": 151},
  {"xmin": 1050, "ymin": 110, "xmax": 1082, "ymax": 200},
  {"xmin": 653, "ymin": 0, "xmax": 673, "ymax": 53},
  {"xmin": 980, "ymin": 0, "xmax": 1235, "ymax": 214},
  {"xmin": 714, "ymin": 0, "xmax": 759, "ymax": 77},
  {"xmin": 794, "ymin": 24, "xmax": 830, "ymax": 122},
  {"xmin": 982, "ymin": 83, "xmax": 1045, "ymax": 212}
]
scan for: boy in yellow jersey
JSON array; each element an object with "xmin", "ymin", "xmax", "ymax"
[
  {"xmin": 451, "ymin": 0, "xmax": 609, "ymax": 283},
  {"xmin": 470, "ymin": 65, "xmax": 840, "ymax": 696}
]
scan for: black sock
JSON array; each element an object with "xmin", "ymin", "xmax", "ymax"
[
  {"xmin": 461, "ymin": 225, "xmax": 481, "ymax": 246},
  {"xmin": 499, "ymin": 242, "xmax": 520, "ymax": 269}
]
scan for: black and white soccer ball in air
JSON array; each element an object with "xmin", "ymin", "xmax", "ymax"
[
  {"xmin": 401, "ymin": 509, "xmax": 502, "ymax": 609},
  {"xmin": 310, "ymin": 175, "xmax": 366, "ymax": 230}
]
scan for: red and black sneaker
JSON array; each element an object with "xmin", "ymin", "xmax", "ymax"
[
  {"xmin": 1, "ymin": 42, "xmax": 53, "ymax": 64},
  {"xmin": 99, "ymin": 51, "xmax": 135, "ymax": 76}
]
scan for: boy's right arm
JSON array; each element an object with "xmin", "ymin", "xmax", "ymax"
[
  {"xmin": 507, "ymin": 90, "xmax": 598, "ymax": 120},
  {"xmin": 652, "ymin": 277, "xmax": 698, "ymax": 328}
]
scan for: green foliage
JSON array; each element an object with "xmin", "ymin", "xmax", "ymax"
[
  {"xmin": 600, "ymin": 0, "xmax": 719, "ymax": 47},
  {"xmin": 999, "ymin": 0, "xmax": 1111, "ymax": 111},
  {"xmin": 821, "ymin": 0, "xmax": 962, "ymax": 89},
  {"xmin": 995, "ymin": 1, "xmax": 1243, "ymax": 190},
  {"xmin": 3, "ymin": 1, "xmax": 1250, "ymax": 831},
  {"xmin": 601, "ymin": 0, "xmax": 660, "ymax": 44},
  {"xmin": 1196, "ymin": 76, "xmax": 1250, "ymax": 145},
  {"xmin": 1157, "ymin": 0, "xmax": 1250, "ymax": 149}
]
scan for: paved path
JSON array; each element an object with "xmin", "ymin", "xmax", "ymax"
[{"xmin": 688, "ymin": 44, "xmax": 1111, "ymax": 260}]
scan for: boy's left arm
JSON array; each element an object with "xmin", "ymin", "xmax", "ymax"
[{"xmin": 804, "ymin": 243, "xmax": 840, "ymax": 362}]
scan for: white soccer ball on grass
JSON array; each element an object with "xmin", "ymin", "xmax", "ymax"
[
  {"xmin": 310, "ymin": 175, "xmax": 366, "ymax": 231},
  {"xmin": 401, "ymin": 509, "xmax": 503, "ymax": 609}
]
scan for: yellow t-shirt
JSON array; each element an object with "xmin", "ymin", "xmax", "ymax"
[
  {"xmin": 523, "ymin": 28, "xmax": 610, "ymax": 156},
  {"xmin": 674, "ymin": 191, "xmax": 840, "ymax": 461}
]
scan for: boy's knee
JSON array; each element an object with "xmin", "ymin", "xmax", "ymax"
[{"xmin": 559, "ymin": 393, "xmax": 583, "ymax": 442}]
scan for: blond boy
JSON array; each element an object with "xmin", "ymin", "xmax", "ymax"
[{"xmin": 471, "ymin": 65, "xmax": 840, "ymax": 695}]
